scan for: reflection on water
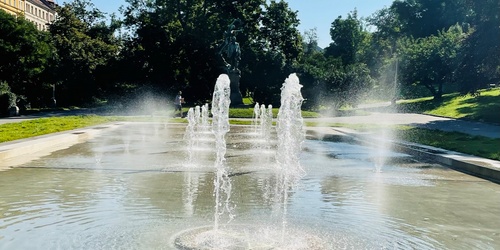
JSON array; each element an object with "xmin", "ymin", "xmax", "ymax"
[{"xmin": 0, "ymin": 123, "xmax": 499, "ymax": 249}]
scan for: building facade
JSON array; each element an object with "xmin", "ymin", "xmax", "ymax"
[
  {"xmin": 0, "ymin": 0, "xmax": 25, "ymax": 16},
  {"xmin": 23, "ymin": 0, "xmax": 56, "ymax": 31},
  {"xmin": 0, "ymin": 0, "xmax": 55, "ymax": 31}
]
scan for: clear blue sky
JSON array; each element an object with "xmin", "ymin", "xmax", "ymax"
[{"xmin": 60, "ymin": 0, "xmax": 394, "ymax": 48}]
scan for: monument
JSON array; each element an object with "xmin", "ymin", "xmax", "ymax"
[{"xmin": 218, "ymin": 19, "xmax": 244, "ymax": 106}]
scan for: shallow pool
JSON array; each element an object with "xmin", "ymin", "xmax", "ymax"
[{"xmin": 0, "ymin": 123, "xmax": 498, "ymax": 249}]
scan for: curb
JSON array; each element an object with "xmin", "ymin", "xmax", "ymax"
[{"xmin": 0, "ymin": 123, "xmax": 122, "ymax": 170}]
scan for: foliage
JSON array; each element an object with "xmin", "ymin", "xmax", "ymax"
[
  {"xmin": 0, "ymin": 10, "xmax": 53, "ymax": 107},
  {"xmin": 248, "ymin": 0, "xmax": 303, "ymax": 105},
  {"xmin": 48, "ymin": 0, "xmax": 120, "ymax": 106},
  {"xmin": 456, "ymin": 0, "xmax": 500, "ymax": 94},
  {"xmin": 119, "ymin": 0, "xmax": 302, "ymax": 106},
  {"xmin": 390, "ymin": 0, "xmax": 472, "ymax": 38},
  {"xmin": 368, "ymin": 0, "xmax": 499, "ymax": 100},
  {"xmin": 325, "ymin": 10, "xmax": 369, "ymax": 65},
  {"xmin": 398, "ymin": 25, "xmax": 466, "ymax": 100},
  {"xmin": 1, "ymin": 0, "xmax": 498, "ymax": 112},
  {"xmin": 297, "ymin": 11, "xmax": 373, "ymax": 110},
  {"xmin": 0, "ymin": 81, "xmax": 16, "ymax": 116}
]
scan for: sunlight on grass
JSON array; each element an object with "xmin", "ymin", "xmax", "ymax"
[
  {"xmin": 397, "ymin": 88, "xmax": 500, "ymax": 124},
  {"xmin": 0, "ymin": 115, "xmax": 120, "ymax": 143}
]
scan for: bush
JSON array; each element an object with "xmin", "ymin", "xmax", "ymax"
[{"xmin": 0, "ymin": 81, "xmax": 17, "ymax": 116}]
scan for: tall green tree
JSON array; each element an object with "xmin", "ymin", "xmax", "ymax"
[
  {"xmin": 309, "ymin": 10, "xmax": 374, "ymax": 109},
  {"xmin": 0, "ymin": 10, "xmax": 53, "ymax": 107},
  {"xmin": 390, "ymin": 0, "xmax": 471, "ymax": 38},
  {"xmin": 120, "ymin": 0, "xmax": 302, "ymax": 105},
  {"xmin": 249, "ymin": 0, "xmax": 302, "ymax": 105},
  {"xmin": 399, "ymin": 25, "xmax": 466, "ymax": 100},
  {"xmin": 49, "ymin": 0, "xmax": 119, "ymax": 106},
  {"xmin": 325, "ymin": 10, "xmax": 369, "ymax": 65},
  {"xmin": 457, "ymin": 0, "xmax": 500, "ymax": 93},
  {"xmin": 120, "ymin": 0, "xmax": 263, "ymax": 102}
]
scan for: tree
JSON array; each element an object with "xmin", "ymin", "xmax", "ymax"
[
  {"xmin": 0, "ymin": 10, "xmax": 53, "ymax": 107},
  {"xmin": 49, "ymin": 0, "xmax": 120, "ymax": 106},
  {"xmin": 120, "ymin": 0, "xmax": 265, "ymax": 103},
  {"xmin": 248, "ymin": 0, "xmax": 303, "ymax": 105},
  {"xmin": 399, "ymin": 25, "xmax": 466, "ymax": 100},
  {"xmin": 303, "ymin": 28, "xmax": 320, "ymax": 56},
  {"xmin": 120, "ymin": 0, "xmax": 302, "ymax": 105},
  {"xmin": 325, "ymin": 10, "xmax": 369, "ymax": 65},
  {"xmin": 457, "ymin": 0, "xmax": 500, "ymax": 94},
  {"xmin": 301, "ymin": 10, "xmax": 374, "ymax": 109},
  {"xmin": 390, "ymin": 0, "xmax": 471, "ymax": 38}
]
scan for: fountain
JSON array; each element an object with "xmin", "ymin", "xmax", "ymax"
[
  {"xmin": 211, "ymin": 74, "xmax": 233, "ymax": 230},
  {"xmin": 0, "ymin": 75, "xmax": 499, "ymax": 249}
]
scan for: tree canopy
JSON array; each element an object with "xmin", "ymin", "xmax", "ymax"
[{"xmin": 0, "ymin": 0, "xmax": 498, "ymax": 113}]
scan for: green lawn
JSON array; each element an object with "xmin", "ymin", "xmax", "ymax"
[
  {"xmin": 0, "ymin": 115, "xmax": 121, "ymax": 143},
  {"xmin": 398, "ymin": 88, "xmax": 500, "ymax": 124},
  {"xmin": 396, "ymin": 126, "xmax": 500, "ymax": 161}
]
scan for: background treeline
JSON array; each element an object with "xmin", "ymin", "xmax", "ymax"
[{"xmin": 1, "ymin": 0, "xmax": 498, "ymax": 115}]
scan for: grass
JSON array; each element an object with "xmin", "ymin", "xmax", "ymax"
[
  {"xmin": 395, "ymin": 126, "xmax": 500, "ymax": 161},
  {"xmin": 0, "ymin": 115, "xmax": 121, "ymax": 143},
  {"xmin": 398, "ymin": 88, "xmax": 500, "ymax": 124}
]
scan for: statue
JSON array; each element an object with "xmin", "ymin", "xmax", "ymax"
[
  {"xmin": 217, "ymin": 19, "xmax": 244, "ymax": 106},
  {"xmin": 218, "ymin": 19, "xmax": 243, "ymax": 73}
]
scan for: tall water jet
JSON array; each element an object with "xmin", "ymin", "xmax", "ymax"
[
  {"xmin": 262, "ymin": 104, "xmax": 273, "ymax": 140},
  {"xmin": 275, "ymin": 73, "xmax": 305, "ymax": 240},
  {"xmin": 211, "ymin": 74, "xmax": 233, "ymax": 230},
  {"xmin": 201, "ymin": 103, "xmax": 210, "ymax": 128},
  {"xmin": 194, "ymin": 105, "xmax": 202, "ymax": 127},
  {"xmin": 184, "ymin": 108, "xmax": 196, "ymax": 166},
  {"xmin": 253, "ymin": 102, "xmax": 260, "ymax": 133},
  {"xmin": 276, "ymin": 73, "xmax": 305, "ymax": 185}
]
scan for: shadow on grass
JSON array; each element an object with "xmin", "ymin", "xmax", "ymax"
[
  {"xmin": 396, "ymin": 126, "xmax": 500, "ymax": 161},
  {"xmin": 456, "ymin": 95, "xmax": 500, "ymax": 124}
]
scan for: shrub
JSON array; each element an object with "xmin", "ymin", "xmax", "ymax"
[{"xmin": 0, "ymin": 81, "xmax": 17, "ymax": 116}]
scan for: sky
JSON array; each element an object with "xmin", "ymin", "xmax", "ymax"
[{"xmin": 59, "ymin": 0, "xmax": 394, "ymax": 48}]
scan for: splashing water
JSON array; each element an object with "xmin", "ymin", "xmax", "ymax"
[
  {"xmin": 253, "ymin": 102, "xmax": 260, "ymax": 132},
  {"xmin": 262, "ymin": 104, "xmax": 273, "ymax": 140},
  {"xmin": 201, "ymin": 103, "xmax": 210, "ymax": 128},
  {"xmin": 211, "ymin": 74, "xmax": 233, "ymax": 230},
  {"xmin": 276, "ymin": 73, "xmax": 305, "ymax": 184},
  {"xmin": 184, "ymin": 108, "xmax": 196, "ymax": 166},
  {"xmin": 275, "ymin": 73, "xmax": 305, "ymax": 241},
  {"xmin": 195, "ymin": 105, "xmax": 202, "ymax": 127}
]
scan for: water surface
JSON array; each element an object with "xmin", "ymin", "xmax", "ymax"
[{"xmin": 0, "ymin": 123, "xmax": 499, "ymax": 249}]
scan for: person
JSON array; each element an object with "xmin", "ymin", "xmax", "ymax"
[{"xmin": 174, "ymin": 91, "xmax": 185, "ymax": 117}]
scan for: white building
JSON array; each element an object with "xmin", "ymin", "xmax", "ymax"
[{"xmin": 24, "ymin": 0, "xmax": 55, "ymax": 31}]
